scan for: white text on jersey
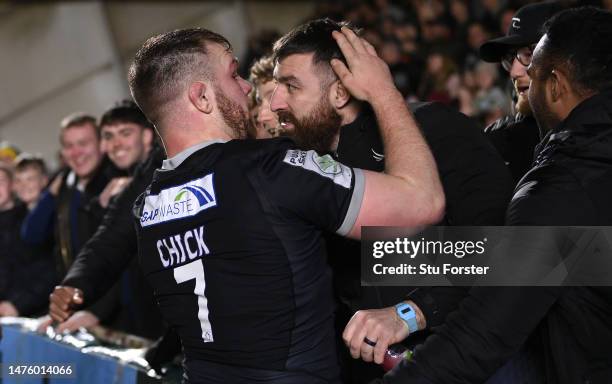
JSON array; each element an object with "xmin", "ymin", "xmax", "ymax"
[{"xmin": 157, "ymin": 226, "xmax": 210, "ymax": 268}]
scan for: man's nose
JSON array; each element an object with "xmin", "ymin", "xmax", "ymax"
[
  {"xmin": 270, "ymin": 85, "xmax": 287, "ymax": 112},
  {"xmin": 258, "ymin": 103, "xmax": 276, "ymax": 124},
  {"xmin": 240, "ymin": 78, "xmax": 253, "ymax": 95},
  {"xmin": 510, "ymin": 57, "xmax": 528, "ymax": 81}
]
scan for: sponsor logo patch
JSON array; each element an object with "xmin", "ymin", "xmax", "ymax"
[
  {"xmin": 140, "ymin": 174, "xmax": 217, "ymax": 227},
  {"xmin": 283, "ymin": 150, "xmax": 352, "ymax": 188}
]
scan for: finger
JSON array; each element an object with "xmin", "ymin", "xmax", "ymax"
[
  {"xmin": 341, "ymin": 26, "xmax": 366, "ymax": 53},
  {"xmin": 56, "ymin": 319, "xmax": 74, "ymax": 334},
  {"xmin": 362, "ymin": 38, "xmax": 378, "ymax": 56},
  {"xmin": 50, "ymin": 292, "xmax": 70, "ymax": 309},
  {"xmin": 351, "ymin": 324, "xmax": 370, "ymax": 359},
  {"xmin": 360, "ymin": 338, "xmax": 375, "ymax": 362},
  {"xmin": 332, "ymin": 30, "xmax": 357, "ymax": 66},
  {"xmin": 342, "ymin": 316, "xmax": 358, "ymax": 347},
  {"xmin": 373, "ymin": 333, "xmax": 391, "ymax": 364},
  {"xmin": 330, "ymin": 59, "xmax": 351, "ymax": 84},
  {"xmin": 49, "ymin": 302, "xmax": 71, "ymax": 322},
  {"xmin": 344, "ymin": 312, "xmax": 366, "ymax": 350},
  {"xmin": 54, "ymin": 286, "xmax": 76, "ymax": 302}
]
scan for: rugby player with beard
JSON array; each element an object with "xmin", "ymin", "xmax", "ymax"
[
  {"xmin": 480, "ymin": 1, "xmax": 565, "ymax": 184},
  {"xmin": 50, "ymin": 26, "xmax": 446, "ymax": 383},
  {"xmin": 270, "ymin": 18, "xmax": 513, "ymax": 383}
]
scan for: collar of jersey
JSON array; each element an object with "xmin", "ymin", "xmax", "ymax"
[{"xmin": 161, "ymin": 139, "xmax": 228, "ymax": 170}]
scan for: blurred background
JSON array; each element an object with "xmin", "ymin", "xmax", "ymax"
[{"xmin": 1, "ymin": 0, "xmax": 609, "ymax": 170}]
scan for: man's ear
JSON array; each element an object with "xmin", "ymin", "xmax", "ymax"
[
  {"xmin": 330, "ymin": 80, "xmax": 351, "ymax": 109},
  {"xmin": 549, "ymin": 69, "xmax": 569, "ymax": 103},
  {"xmin": 188, "ymin": 81, "xmax": 214, "ymax": 114}
]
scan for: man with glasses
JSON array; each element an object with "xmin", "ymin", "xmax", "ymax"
[{"xmin": 480, "ymin": 1, "xmax": 564, "ymax": 184}]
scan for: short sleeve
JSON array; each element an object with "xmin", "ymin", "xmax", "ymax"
[{"xmin": 252, "ymin": 141, "xmax": 364, "ymax": 236}]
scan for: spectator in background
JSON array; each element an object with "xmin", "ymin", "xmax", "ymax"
[
  {"xmin": 480, "ymin": 1, "xmax": 565, "ymax": 184},
  {"xmin": 13, "ymin": 155, "xmax": 48, "ymax": 210},
  {"xmin": 378, "ymin": 39, "xmax": 414, "ymax": 98},
  {"xmin": 417, "ymin": 52, "xmax": 456, "ymax": 103},
  {"xmin": 22, "ymin": 113, "xmax": 119, "ymax": 331},
  {"xmin": 0, "ymin": 165, "xmax": 18, "ymax": 312},
  {"xmin": 248, "ymin": 56, "xmax": 285, "ymax": 138},
  {"xmin": 98, "ymin": 100, "xmax": 154, "ymax": 208},
  {"xmin": 0, "ymin": 165, "xmax": 55, "ymax": 317},
  {"xmin": 473, "ymin": 61, "xmax": 510, "ymax": 126},
  {"xmin": 50, "ymin": 101, "xmax": 163, "ymax": 336},
  {"xmin": 464, "ymin": 22, "xmax": 491, "ymax": 69},
  {"xmin": 238, "ymin": 29, "xmax": 280, "ymax": 78},
  {"xmin": 0, "ymin": 141, "xmax": 20, "ymax": 166}
]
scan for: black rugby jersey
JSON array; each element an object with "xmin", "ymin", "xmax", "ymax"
[{"xmin": 133, "ymin": 138, "xmax": 364, "ymax": 382}]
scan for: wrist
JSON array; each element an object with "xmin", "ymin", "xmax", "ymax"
[
  {"xmin": 369, "ymin": 87, "xmax": 403, "ymax": 109},
  {"xmin": 406, "ymin": 300, "xmax": 426, "ymax": 330},
  {"xmin": 395, "ymin": 300, "xmax": 426, "ymax": 333}
]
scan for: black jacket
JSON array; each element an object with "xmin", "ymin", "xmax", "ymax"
[
  {"xmin": 484, "ymin": 113, "xmax": 541, "ymax": 185},
  {"xmin": 0, "ymin": 203, "xmax": 55, "ymax": 316},
  {"xmin": 63, "ymin": 145, "xmax": 166, "ymax": 339},
  {"xmin": 383, "ymin": 90, "xmax": 612, "ymax": 384}
]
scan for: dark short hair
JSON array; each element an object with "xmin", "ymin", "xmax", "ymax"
[
  {"xmin": 99, "ymin": 99, "xmax": 153, "ymax": 131},
  {"xmin": 539, "ymin": 7, "xmax": 612, "ymax": 94},
  {"xmin": 15, "ymin": 154, "xmax": 47, "ymax": 176},
  {"xmin": 272, "ymin": 18, "xmax": 357, "ymax": 75},
  {"xmin": 128, "ymin": 28, "xmax": 231, "ymax": 125},
  {"xmin": 59, "ymin": 112, "xmax": 99, "ymax": 143}
]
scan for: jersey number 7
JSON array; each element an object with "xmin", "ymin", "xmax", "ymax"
[{"xmin": 174, "ymin": 259, "xmax": 214, "ymax": 342}]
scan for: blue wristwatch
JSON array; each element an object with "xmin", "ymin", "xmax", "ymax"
[{"xmin": 395, "ymin": 302, "xmax": 418, "ymax": 333}]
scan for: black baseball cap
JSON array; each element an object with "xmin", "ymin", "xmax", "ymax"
[{"xmin": 479, "ymin": 1, "xmax": 565, "ymax": 63}]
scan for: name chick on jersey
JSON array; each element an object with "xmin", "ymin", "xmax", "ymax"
[
  {"xmin": 140, "ymin": 174, "xmax": 217, "ymax": 227},
  {"xmin": 157, "ymin": 225, "xmax": 210, "ymax": 268}
]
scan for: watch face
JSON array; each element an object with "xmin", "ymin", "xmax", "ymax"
[{"xmin": 400, "ymin": 306, "xmax": 413, "ymax": 315}]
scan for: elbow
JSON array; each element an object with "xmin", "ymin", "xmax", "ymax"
[{"xmin": 425, "ymin": 188, "xmax": 446, "ymax": 225}]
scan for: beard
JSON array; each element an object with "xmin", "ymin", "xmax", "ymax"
[
  {"xmin": 515, "ymin": 92, "xmax": 532, "ymax": 116},
  {"xmin": 529, "ymin": 86, "xmax": 560, "ymax": 134},
  {"xmin": 214, "ymin": 86, "xmax": 252, "ymax": 140},
  {"xmin": 278, "ymin": 97, "xmax": 342, "ymax": 154}
]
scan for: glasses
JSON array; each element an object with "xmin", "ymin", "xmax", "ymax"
[{"xmin": 501, "ymin": 45, "xmax": 536, "ymax": 72}]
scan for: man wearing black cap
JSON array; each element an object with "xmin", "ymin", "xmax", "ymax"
[{"xmin": 480, "ymin": 1, "xmax": 565, "ymax": 184}]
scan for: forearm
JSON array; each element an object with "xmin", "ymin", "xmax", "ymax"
[{"xmin": 370, "ymin": 92, "xmax": 444, "ymax": 220}]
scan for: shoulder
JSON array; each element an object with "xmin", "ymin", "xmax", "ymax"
[
  {"xmin": 409, "ymin": 101, "xmax": 482, "ymax": 138},
  {"xmin": 222, "ymin": 137, "xmax": 295, "ymax": 159},
  {"xmin": 507, "ymin": 163, "xmax": 592, "ymax": 225}
]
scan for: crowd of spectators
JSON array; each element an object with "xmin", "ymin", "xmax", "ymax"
[{"xmin": 242, "ymin": 0, "xmax": 610, "ymax": 127}]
